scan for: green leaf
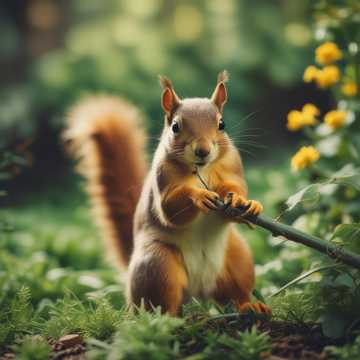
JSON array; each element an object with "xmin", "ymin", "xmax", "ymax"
[
  {"xmin": 286, "ymin": 165, "xmax": 360, "ymax": 213},
  {"xmin": 333, "ymin": 273, "xmax": 354, "ymax": 288},
  {"xmin": 331, "ymin": 223, "xmax": 360, "ymax": 244},
  {"xmin": 330, "ymin": 164, "xmax": 360, "ymax": 191},
  {"xmin": 286, "ymin": 184, "xmax": 320, "ymax": 211}
]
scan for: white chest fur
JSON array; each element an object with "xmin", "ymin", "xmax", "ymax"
[{"xmin": 169, "ymin": 211, "xmax": 229, "ymax": 298}]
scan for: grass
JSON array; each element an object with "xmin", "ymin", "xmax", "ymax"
[{"xmin": 0, "ymin": 165, "xmax": 351, "ymax": 358}]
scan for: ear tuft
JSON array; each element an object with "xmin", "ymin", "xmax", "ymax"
[
  {"xmin": 217, "ymin": 70, "xmax": 229, "ymax": 84},
  {"xmin": 159, "ymin": 75, "xmax": 173, "ymax": 90}
]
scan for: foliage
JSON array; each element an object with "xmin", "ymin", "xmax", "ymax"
[
  {"xmin": 42, "ymin": 296, "xmax": 124, "ymax": 340},
  {"xmin": 107, "ymin": 309, "xmax": 183, "ymax": 360},
  {"xmin": 0, "ymin": 287, "xmax": 35, "ymax": 348},
  {"xmin": 270, "ymin": 290, "xmax": 317, "ymax": 324},
  {"xmin": 13, "ymin": 335, "xmax": 51, "ymax": 360},
  {"xmin": 275, "ymin": 0, "xmax": 360, "ymax": 339},
  {"xmin": 216, "ymin": 326, "xmax": 272, "ymax": 360}
]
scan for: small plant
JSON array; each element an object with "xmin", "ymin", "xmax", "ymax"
[
  {"xmin": 0, "ymin": 286, "xmax": 35, "ymax": 349},
  {"xmin": 217, "ymin": 326, "xmax": 272, "ymax": 360},
  {"xmin": 42, "ymin": 296, "xmax": 87, "ymax": 339},
  {"xmin": 106, "ymin": 307, "xmax": 184, "ymax": 360},
  {"xmin": 13, "ymin": 335, "xmax": 51, "ymax": 360},
  {"xmin": 82, "ymin": 299, "xmax": 124, "ymax": 340},
  {"xmin": 269, "ymin": 290, "xmax": 317, "ymax": 324},
  {"xmin": 42, "ymin": 295, "xmax": 123, "ymax": 341}
]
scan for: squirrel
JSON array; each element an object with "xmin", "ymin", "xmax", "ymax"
[{"xmin": 64, "ymin": 71, "xmax": 271, "ymax": 316}]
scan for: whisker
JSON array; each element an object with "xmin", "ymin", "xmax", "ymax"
[
  {"xmin": 240, "ymin": 110, "xmax": 262, "ymax": 123},
  {"xmin": 231, "ymin": 136, "xmax": 261, "ymax": 141},
  {"xmin": 228, "ymin": 126, "xmax": 265, "ymax": 135},
  {"xmin": 235, "ymin": 141, "xmax": 266, "ymax": 149},
  {"xmin": 230, "ymin": 133, "xmax": 262, "ymax": 139},
  {"xmin": 237, "ymin": 147, "xmax": 256, "ymax": 157},
  {"xmin": 227, "ymin": 110, "xmax": 262, "ymax": 131},
  {"xmin": 229, "ymin": 129, "xmax": 265, "ymax": 139},
  {"xmin": 237, "ymin": 142, "xmax": 267, "ymax": 150}
]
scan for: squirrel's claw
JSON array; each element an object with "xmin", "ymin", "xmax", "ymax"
[
  {"xmin": 242, "ymin": 200, "xmax": 263, "ymax": 217},
  {"xmin": 224, "ymin": 193, "xmax": 262, "ymax": 227},
  {"xmin": 191, "ymin": 189, "xmax": 220, "ymax": 213},
  {"xmin": 239, "ymin": 301, "xmax": 272, "ymax": 318},
  {"xmin": 225, "ymin": 192, "xmax": 249, "ymax": 209}
]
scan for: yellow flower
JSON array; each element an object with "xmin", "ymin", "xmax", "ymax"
[
  {"xmin": 315, "ymin": 42, "xmax": 342, "ymax": 65},
  {"xmin": 324, "ymin": 110, "xmax": 347, "ymax": 129},
  {"xmin": 287, "ymin": 103, "xmax": 319, "ymax": 131},
  {"xmin": 302, "ymin": 103, "xmax": 320, "ymax": 117},
  {"xmin": 341, "ymin": 81, "xmax": 358, "ymax": 97},
  {"xmin": 291, "ymin": 146, "xmax": 320, "ymax": 171},
  {"xmin": 303, "ymin": 66, "xmax": 319, "ymax": 83},
  {"xmin": 303, "ymin": 65, "xmax": 340, "ymax": 88},
  {"xmin": 287, "ymin": 110, "xmax": 304, "ymax": 131},
  {"xmin": 315, "ymin": 65, "xmax": 340, "ymax": 88}
]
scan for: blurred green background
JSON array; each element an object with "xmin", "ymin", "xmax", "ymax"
[{"xmin": 1, "ymin": 0, "xmax": 334, "ymax": 200}]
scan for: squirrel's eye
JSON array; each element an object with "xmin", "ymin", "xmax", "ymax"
[
  {"xmin": 218, "ymin": 119, "xmax": 225, "ymax": 131},
  {"xmin": 172, "ymin": 121, "xmax": 180, "ymax": 134}
]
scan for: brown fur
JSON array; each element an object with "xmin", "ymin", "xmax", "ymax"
[
  {"xmin": 64, "ymin": 96, "xmax": 147, "ymax": 267},
  {"xmin": 128, "ymin": 241, "xmax": 188, "ymax": 315},
  {"xmin": 212, "ymin": 228, "xmax": 255, "ymax": 306}
]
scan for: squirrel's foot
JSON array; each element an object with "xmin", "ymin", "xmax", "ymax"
[
  {"xmin": 224, "ymin": 193, "xmax": 263, "ymax": 227},
  {"xmin": 191, "ymin": 189, "xmax": 220, "ymax": 213},
  {"xmin": 239, "ymin": 301, "xmax": 272, "ymax": 318},
  {"xmin": 243, "ymin": 200, "xmax": 263, "ymax": 216},
  {"xmin": 225, "ymin": 192, "xmax": 263, "ymax": 216}
]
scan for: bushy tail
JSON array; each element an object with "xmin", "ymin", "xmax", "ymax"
[{"xmin": 64, "ymin": 96, "xmax": 147, "ymax": 268}]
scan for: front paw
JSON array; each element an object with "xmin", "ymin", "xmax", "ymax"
[
  {"xmin": 225, "ymin": 192, "xmax": 263, "ymax": 216},
  {"xmin": 191, "ymin": 189, "xmax": 220, "ymax": 213}
]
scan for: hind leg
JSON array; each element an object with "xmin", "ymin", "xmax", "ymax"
[
  {"xmin": 127, "ymin": 240, "xmax": 188, "ymax": 316},
  {"xmin": 212, "ymin": 228, "xmax": 271, "ymax": 316}
]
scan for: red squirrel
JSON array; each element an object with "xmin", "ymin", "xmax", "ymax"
[{"xmin": 65, "ymin": 71, "xmax": 271, "ymax": 316}]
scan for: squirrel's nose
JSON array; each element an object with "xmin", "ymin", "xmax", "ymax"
[{"xmin": 195, "ymin": 147, "xmax": 210, "ymax": 159}]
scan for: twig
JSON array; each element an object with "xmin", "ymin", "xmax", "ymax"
[
  {"xmin": 215, "ymin": 199, "xmax": 360, "ymax": 270},
  {"xmin": 193, "ymin": 167, "xmax": 360, "ymax": 271}
]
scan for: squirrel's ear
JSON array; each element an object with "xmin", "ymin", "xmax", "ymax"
[
  {"xmin": 211, "ymin": 70, "xmax": 229, "ymax": 112},
  {"xmin": 159, "ymin": 75, "xmax": 181, "ymax": 119}
]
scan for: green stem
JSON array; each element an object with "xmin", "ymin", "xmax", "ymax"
[
  {"xmin": 269, "ymin": 264, "xmax": 338, "ymax": 298},
  {"xmin": 214, "ymin": 200, "xmax": 360, "ymax": 271}
]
